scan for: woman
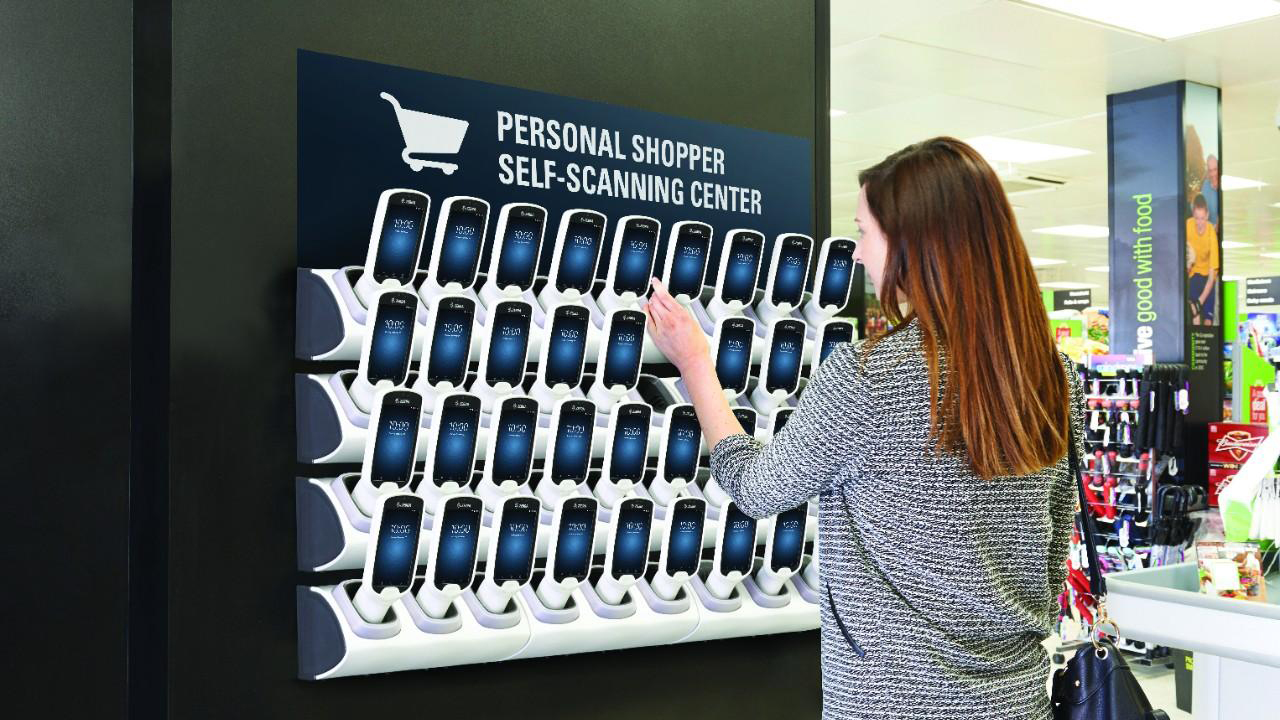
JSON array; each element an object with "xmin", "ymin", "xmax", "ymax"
[{"xmin": 645, "ymin": 137, "xmax": 1084, "ymax": 720}]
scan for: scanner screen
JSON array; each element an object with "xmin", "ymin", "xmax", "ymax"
[
  {"xmin": 493, "ymin": 402, "xmax": 537, "ymax": 484},
  {"xmin": 372, "ymin": 200, "xmax": 426, "ymax": 284},
  {"xmin": 557, "ymin": 214, "xmax": 604, "ymax": 294},
  {"xmin": 719, "ymin": 503, "xmax": 757, "ymax": 576},
  {"xmin": 721, "ymin": 233, "xmax": 763, "ymax": 304},
  {"xmin": 667, "ymin": 229, "xmax": 709, "ymax": 298},
  {"xmin": 609, "ymin": 407, "xmax": 650, "ymax": 483},
  {"xmin": 551, "ymin": 402, "xmax": 595, "ymax": 484},
  {"xmin": 367, "ymin": 295, "xmax": 416, "ymax": 384},
  {"xmin": 371, "ymin": 393, "xmax": 420, "ymax": 487},
  {"xmin": 484, "ymin": 303, "xmax": 531, "ymax": 386},
  {"xmin": 427, "ymin": 299, "xmax": 474, "ymax": 386},
  {"xmin": 601, "ymin": 312, "xmax": 645, "ymax": 389},
  {"xmin": 493, "ymin": 499, "xmax": 539, "ymax": 583},
  {"xmin": 770, "ymin": 505, "xmax": 807, "ymax": 573},
  {"xmin": 666, "ymin": 500, "xmax": 705, "ymax": 576},
  {"xmin": 715, "ymin": 320, "xmax": 753, "ymax": 394},
  {"xmin": 820, "ymin": 321, "xmax": 854, "ymax": 364},
  {"xmin": 495, "ymin": 208, "xmax": 544, "ymax": 289},
  {"xmin": 553, "ymin": 500, "xmax": 597, "ymax": 583},
  {"xmin": 544, "ymin": 307, "xmax": 588, "ymax": 387},
  {"xmin": 436, "ymin": 203, "xmax": 485, "ymax": 288},
  {"xmin": 771, "ymin": 237, "xmax": 811, "ymax": 306},
  {"xmin": 611, "ymin": 501, "xmax": 652, "ymax": 579},
  {"xmin": 765, "ymin": 321, "xmax": 804, "ymax": 394},
  {"xmin": 663, "ymin": 408, "xmax": 701, "ymax": 482},
  {"xmin": 432, "ymin": 398, "xmax": 480, "ymax": 486},
  {"xmin": 614, "ymin": 221, "xmax": 658, "ymax": 295},
  {"xmin": 819, "ymin": 243, "xmax": 854, "ymax": 308},
  {"xmin": 371, "ymin": 496, "xmax": 424, "ymax": 590},
  {"xmin": 434, "ymin": 499, "xmax": 481, "ymax": 589}
]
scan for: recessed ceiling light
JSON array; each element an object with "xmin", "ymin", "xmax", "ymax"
[
  {"xmin": 1084, "ymin": 266, "xmax": 1110, "ymax": 273},
  {"xmin": 1222, "ymin": 240, "xmax": 1254, "ymax": 249},
  {"xmin": 1030, "ymin": 257, "xmax": 1068, "ymax": 267},
  {"xmin": 1221, "ymin": 175, "xmax": 1268, "ymax": 191},
  {"xmin": 1040, "ymin": 281, "xmax": 1098, "ymax": 289},
  {"xmin": 1271, "ymin": 202, "xmax": 1280, "ymax": 208},
  {"xmin": 1020, "ymin": 0, "xmax": 1280, "ymax": 40},
  {"xmin": 829, "ymin": 109, "xmax": 847, "ymax": 117},
  {"xmin": 967, "ymin": 136, "xmax": 1090, "ymax": 164},
  {"xmin": 1031, "ymin": 224, "xmax": 1110, "ymax": 238}
]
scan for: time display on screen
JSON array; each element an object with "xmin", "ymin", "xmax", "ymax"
[
  {"xmin": 665, "ymin": 499, "xmax": 705, "ymax": 576},
  {"xmin": 733, "ymin": 407, "xmax": 757, "ymax": 435},
  {"xmin": 493, "ymin": 400, "xmax": 537, "ymax": 483},
  {"xmin": 819, "ymin": 241, "xmax": 855, "ymax": 309},
  {"xmin": 484, "ymin": 302, "xmax": 532, "ymax": 386},
  {"xmin": 495, "ymin": 207, "xmax": 545, "ymax": 289},
  {"xmin": 432, "ymin": 397, "xmax": 479, "ymax": 486},
  {"xmin": 551, "ymin": 402, "xmax": 595, "ymax": 484},
  {"xmin": 427, "ymin": 299, "xmax": 474, "ymax": 386},
  {"xmin": 609, "ymin": 406, "xmax": 651, "ymax": 483},
  {"xmin": 715, "ymin": 319, "xmax": 754, "ymax": 395},
  {"xmin": 556, "ymin": 213, "xmax": 605, "ymax": 294},
  {"xmin": 493, "ymin": 499, "xmax": 540, "ymax": 583},
  {"xmin": 544, "ymin": 306, "xmax": 589, "ymax": 387},
  {"xmin": 371, "ymin": 393, "xmax": 420, "ymax": 486},
  {"xmin": 611, "ymin": 500, "xmax": 652, "ymax": 579},
  {"xmin": 553, "ymin": 499, "xmax": 597, "ymax": 583},
  {"xmin": 367, "ymin": 293, "xmax": 417, "ymax": 384},
  {"xmin": 663, "ymin": 407, "xmax": 701, "ymax": 482},
  {"xmin": 371, "ymin": 497, "xmax": 424, "ymax": 590},
  {"xmin": 820, "ymin": 321, "xmax": 854, "ymax": 364},
  {"xmin": 613, "ymin": 220, "xmax": 659, "ymax": 295},
  {"xmin": 601, "ymin": 311, "xmax": 646, "ymax": 388},
  {"xmin": 719, "ymin": 503, "xmax": 758, "ymax": 575},
  {"xmin": 765, "ymin": 320, "xmax": 805, "ymax": 394},
  {"xmin": 770, "ymin": 505, "xmax": 808, "ymax": 573},
  {"xmin": 436, "ymin": 202, "xmax": 486, "ymax": 288},
  {"xmin": 434, "ymin": 498, "xmax": 481, "ymax": 589},
  {"xmin": 372, "ymin": 197, "xmax": 427, "ymax": 284},
  {"xmin": 771, "ymin": 236, "xmax": 811, "ymax": 306},
  {"xmin": 721, "ymin": 231, "xmax": 763, "ymax": 304},
  {"xmin": 666, "ymin": 224, "xmax": 710, "ymax": 298}
]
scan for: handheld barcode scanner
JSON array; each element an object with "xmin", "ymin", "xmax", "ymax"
[
  {"xmin": 475, "ymin": 396, "xmax": 540, "ymax": 509},
  {"xmin": 705, "ymin": 501, "xmax": 759, "ymax": 600},
  {"xmin": 539, "ymin": 209, "xmax": 607, "ymax": 309},
  {"xmin": 704, "ymin": 407, "xmax": 757, "ymax": 508},
  {"xmin": 537, "ymin": 398, "xmax": 597, "ymax": 506},
  {"xmin": 711, "ymin": 316, "xmax": 756, "ymax": 399},
  {"xmin": 802, "ymin": 534, "xmax": 820, "ymax": 591},
  {"xmin": 649, "ymin": 497, "xmax": 706, "ymax": 601},
  {"xmin": 661, "ymin": 221, "xmax": 713, "ymax": 305},
  {"xmin": 812, "ymin": 318, "xmax": 855, "ymax": 368},
  {"xmin": 529, "ymin": 303, "xmax": 591, "ymax": 410},
  {"xmin": 472, "ymin": 299, "xmax": 533, "ymax": 412},
  {"xmin": 534, "ymin": 496, "xmax": 599, "ymax": 610},
  {"xmin": 479, "ymin": 202, "xmax": 547, "ymax": 310},
  {"xmin": 756, "ymin": 233, "xmax": 814, "ymax": 324},
  {"xmin": 705, "ymin": 229, "xmax": 765, "ymax": 320},
  {"xmin": 350, "ymin": 289, "xmax": 421, "ymax": 413},
  {"xmin": 476, "ymin": 495, "xmax": 542, "ymax": 614},
  {"xmin": 412, "ymin": 295, "xmax": 476, "ymax": 407},
  {"xmin": 649, "ymin": 404, "xmax": 703, "ymax": 506},
  {"xmin": 588, "ymin": 309, "xmax": 647, "ymax": 409},
  {"xmin": 756, "ymin": 503, "xmax": 809, "ymax": 596},
  {"xmin": 750, "ymin": 318, "xmax": 806, "ymax": 413},
  {"xmin": 598, "ymin": 215, "xmax": 661, "ymax": 314},
  {"xmin": 354, "ymin": 189, "xmax": 431, "ymax": 309},
  {"xmin": 417, "ymin": 392, "xmax": 482, "ymax": 508},
  {"xmin": 352, "ymin": 389, "xmax": 425, "ymax": 516},
  {"xmin": 353, "ymin": 493, "xmax": 426, "ymax": 623},
  {"xmin": 595, "ymin": 401, "xmax": 652, "ymax": 507},
  {"xmin": 420, "ymin": 196, "xmax": 488, "ymax": 301},
  {"xmin": 769, "ymin": 407, "xmax": 795, "ymax": 436},
  {"xmin": 802, "ymin": 236, "xmax": 856, "ymax": 326},
  {"xmin": 594, "ymin": 496, "xmax": 654, "ymax": 605},
  {"xmin": 416, "ymin": 494, "xmax": 483, "ymax": 618}
]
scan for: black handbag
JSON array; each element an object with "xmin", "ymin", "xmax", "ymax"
[{"xmin": 1051, "ymin": 428, "xmax": 1169, "ymax": 720}]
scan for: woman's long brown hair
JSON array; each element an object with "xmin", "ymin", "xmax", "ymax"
[{"xmin": 859, "ymin": 137, "xmax": 1068, "ymax": 479}]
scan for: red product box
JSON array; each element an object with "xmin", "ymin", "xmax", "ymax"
[
  {"xmin": 1207, "ymin": 422, "xmax": 1268, "ymax": 466},
  {"xmin": 1208, "ymin": 464, "xmax": 1241, "ymax": 508}
]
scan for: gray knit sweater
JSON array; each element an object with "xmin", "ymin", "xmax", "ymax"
[{"xmin": 710, "ymin": 320, "xmax": 1083, "ymax": 720}]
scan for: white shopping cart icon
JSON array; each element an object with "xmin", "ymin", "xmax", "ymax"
[{"xmin": 380, "ymin": 91, "xmax": 469, "ymax": 175}]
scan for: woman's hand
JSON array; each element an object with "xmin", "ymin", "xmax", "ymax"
[{"xmin": 644, "ymin": 278, "xmax": 711, "ymax": 374}]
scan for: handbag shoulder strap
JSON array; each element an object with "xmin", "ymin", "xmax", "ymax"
[{"xmin": 1068, "ymin": 424, "xmax": 1105, "ymax": 600}]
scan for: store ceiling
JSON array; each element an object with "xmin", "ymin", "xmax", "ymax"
[{"xmin": 830, "ymin": 0, "xmax": 1280, "ymax": 307}]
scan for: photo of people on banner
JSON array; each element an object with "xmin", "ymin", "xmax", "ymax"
[{"xmin": 1184, "ymin": 83, "xmax": 1222, "ymax": 326}]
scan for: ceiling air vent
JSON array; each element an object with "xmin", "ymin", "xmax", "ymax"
[{"xmin": 1001, "ymin": 172, "xmax": 1067, "ymax": 197}]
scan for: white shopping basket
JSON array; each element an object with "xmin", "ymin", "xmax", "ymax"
[{"xmin": 380, "ymin": 91, "xmax": 469, "ymax": 175}]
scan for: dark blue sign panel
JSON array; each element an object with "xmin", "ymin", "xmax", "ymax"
[
  {"xmin": 1107, "ymin": 82, "xmax": 1184, "ymax": 362},
  {"xmin": 298, "ymin": 50, "xmax": 813, "ymax": 284}
]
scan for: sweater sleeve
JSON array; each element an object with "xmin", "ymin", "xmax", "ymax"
[
  {"xmin": 708, "ymin": 341, "xmax": 867, "ymax": 519},
  {"xmin": 1046, "ymin": 353, "xmax": 1087, "ymax": 596}
]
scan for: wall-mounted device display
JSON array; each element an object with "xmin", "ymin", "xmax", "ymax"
[
  {"xmin": 476, "ymin": 496, "xmax": 542, "ymax": 614},
  {"xmin": 802, "ymin": 536, "xmax": 819, "ymax": 591},
  {"xmin": 708, "ymin": 229, "xmax": 765, "ymax": 315},
  {"xmin": 803, "ymin": 236, "xmax": 856, "ymax": 324},
  {"xmin": 596, "ymin": 401, "xmax": 652, "ymax": 507},
  {"xmin": 352, "ymin": 389, "xmax": 425, "ymax": 515},
  {"xmin": 814, "ymin": 319, "xmax": 854, "ymax": 367},
  {"xmin": 601, "ymin": 215, "xmax": 660, "ymax": 308},
  {"xmin": 758, "ymin": 233, "xmax": 813, "ymax": 321},
  {"xmin": 537, "ymin": 303, "xmax": 591, "ymax": 394},
  {"xmin": 751, "ymin": 318, "xmax": 805, "ymax": 410},
  {"xmin": 418, "ymin": 393, "xmax": 482, "ymax": 505},
  {"xmin": 414, "ymin": 295, "xmax": 475, "ymax": 392},
  {"xmin": 661, "ymin": 221, "xmax": 713, "ymax": 304},
  {"xmin": 590, "ymin": 309, "xmax": 646, "ymax": 406},
  {"xmin": 650, "ymin": 403, "xmax": 702, "ymax": 506},
  {"xmin": 354, "ymin": 189, "xmax": 431, "ymax": 308},
  {"xmin": 534, "ymin": 496, "xmax": 599, "ymax": 610},
  {"xmin": 537, "ymin": 398, "xmax": 597, "ymax": 505},
  {"xmin": 770, "ymin": 407, "xmax": 795, "ymax": 436},
  {"xmin": 705, "ymin": 501, "xmax": 759, "ymax": 599},
  {"xmin": 416, "ymin": 494, "xmax": 483, "ymax": 618},
  {"xmin": 704, "ymin": 407, "xmax": 758, "ymax": 508},
  {"xmin": 475, "ymin": 300, "xmax": 533, "ymax": 395},
  {"xmin": 424, "ymin": 196, "xmax": 489, "ymax": 295},
  {"xmin": 350, "ymin": 289, "xmax": 420, "ymax": 413},
  {"xmin": 756, "ymin": 503, "xmax": 808, "ymax": 596},
  {"xmin": 352, "ymin": 493, "xmax": 426, "ymax": 623},
  {"xmin": 477, "ymin": 396, "xmax": 539, "ymax": 504},
  {"xmin": 544, "ymin": 209, "xmax": 606, "ymax": 301},
  {"xmin": 483, "ymin": 203, "xmax": 547, "ymax": 302},
  {"xmin": 593, "ymin": 497, "xmax": 654, "ymax": 605},
  {"xmin": 712, "ymin": 316, "xmax": 755, "ymax": 398},
  {"xmin": 649, "ymin": 497, "xmax": 706, "ymax": 601},
  {"xmin": 733, "ymin": 407, "xmax": 758, "ymax": 437}
]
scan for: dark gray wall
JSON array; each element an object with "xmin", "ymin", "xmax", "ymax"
[
  {"xmin": 167, "ymin": 1, "xmax": 822, "ymax": 717},
  {"xmin": 0, "ymin": 2, "xmax": 133, "ymax": 717}
]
